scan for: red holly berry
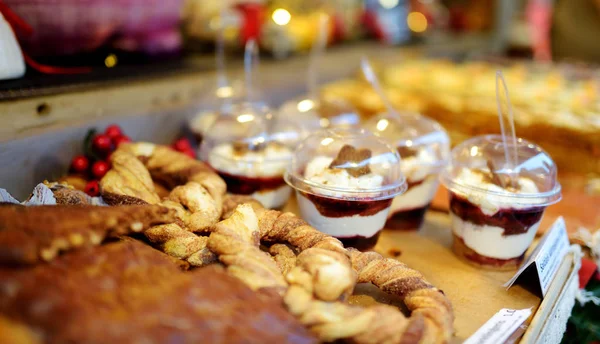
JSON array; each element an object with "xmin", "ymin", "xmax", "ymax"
[
  {"xmin": 70, "ymin": 155, "xmax": 89, "ymax": 173},
  {"xmin": 91, "ymin": 161, "xmax": 110, "ymax": 179},
  {"xmin": 84, "ymin": 180, "xmax": 100, "ymax": 197},
  {"xmin": 113, "ymin": 135, "xmax": 131, "ymax": 147},
  {"xmin": 182, "ymin": 148, "xmax": 196, "ymax": 159},
  {"xmin": 92, "ymin": 134, "xmax": 112, "ymax": 153},
  {"xmin": 104, "ymin": 124, "xmax": 122, "ymax": 141},
  {"xmin": 173, "ymin": 137, "xmax": 192, "ymax": 152}
]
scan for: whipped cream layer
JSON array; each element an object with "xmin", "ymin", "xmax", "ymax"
[
  {"xmin": 209, "ymin": 143, "xmax": 292, "ymax": 178},
  {"xmin": 389, "ymin": 177, "xmax": 438, "ymax": 214},
  {"xmin": 251, "ymin": 184, "xmax": 292, "ymax": 209},
  {"xmin": 304, "ymin": 156, "xmax": 384, "ymax": 195},
  {"xmin": 453, "ymin": 167, "xmax": 540, "ymax": 216},
  {"xmin": 297, "ymin": 192, "xmax": 389, "ymax": 238},
  {"xmin": 400, "ymin": 147, "xmax": 439, "ymax": 183},
  {"xmin": 451, "ymin": 213, "xmax": 541, "ymax": 259}
]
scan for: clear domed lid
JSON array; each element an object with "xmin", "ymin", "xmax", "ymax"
[
  {"xmin": 440, "ymin": 134, "xmax": 562, "ymax": 207},
  {"xmin": 277, "ymin": 96, "xmax": 361, "ymax": 135},
  {"xmin": 365, "ymin": 112, "xmax": 450, "ymax": 181},
  {"xmin": 199, "ymin": 102, "xmax": 297, "ymax": 177},
  {"xmin": 284, "ymin": 128, "xmax": 407, "ymax": 200},
  {"xmin": 189, "ymin": 79, "xmax": 269, "ymax": 136}
]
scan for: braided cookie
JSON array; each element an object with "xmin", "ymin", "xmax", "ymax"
[{"xmin": 100, "ymin": 143, "xmax": 227, "ymax": 266}]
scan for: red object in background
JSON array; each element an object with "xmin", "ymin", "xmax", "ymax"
[
  {"xmin": 173, "ymin": 137, "xmax": 192, "ymax": 152},
  {"xmin": 113, "ymin": 135, "xmax": 131, "ymax": 147},
  {"xmin": 84, "ymin": 180, "xmax": 100, "ymax": 197},
  {"xmin": 0, "ymin": 0, "xmax": 92, "ymax": 74},
  {"xmin": 448, "ymin": 7, "xmax": 467, "ymax": 32},
  {"xmin": 579, "ymin": 258, "xmax": 599, "ymax": 288},
  {"xmin": 92, "ymin": 134, "xmax": 112, "ymax": 153},
  {"xmin": 70, "ymin": 155, "xmax": 89, "ymax": 173},
  {"xmin": 236, "ymin": 3, "xmax": 265, "ymax": 45},
  {"xmin": 104, "ymin": 125, "xmax": 122, "ymax": 141},
  {"xmin": 2, "ymin": 0, "xmax": 184, "ymax": 57},
  {"xmin": 361, "ymin": 10, "xmax": 385, "ymax": 41},
  {"xmin": 526, "ymin": 0, "xmax": 552, "ymax": 61},
  {"xmin": 91, "ymin": 161, "xmax": 110, "ymax": 179}
]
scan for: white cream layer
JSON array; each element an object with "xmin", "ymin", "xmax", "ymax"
[
  {"xmin": 296, "ymin": 192, "xmax": 390, "ymax": 238},
  {"xmin": 389, "ymin": 178, "xmax": 438, "ymax": 215},
  {"xmin": 304, "ymin": 156, "xmax": 384, "ymax": 197},
  {"xmin": 450, "ymin": 213, "xmax": 541, "ymax": 259},
  {"xmin": 400, "ymin": 148, "xmax": 439, "ymax": 182},
  {"xmin": 209, "ymin": 143, "xmax": 292, "ymax": 177},
  {"xmin": 251, "ymin": 184, "xmax": 292, "ymax": 209},
  {"xmin": 453, "ymin": 168, "xmax": 540, "ymax": 216}
]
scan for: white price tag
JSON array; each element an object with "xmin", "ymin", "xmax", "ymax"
[
  {"xmin": 465, "ymin": 308, "xmax": 532, "ymax": 344},
  {"xmin": 504, "ymin": 217, "xmax": 570, "ymax": 297}
]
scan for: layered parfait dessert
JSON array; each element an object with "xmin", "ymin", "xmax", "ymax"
[
  {"xmin": 285, "ymin": 129, "xmax": 406, "ymax": 251},
  {"xmin": 440, "ymin": 135, "xmax": 562, "ymax": 270},
  {"xmin": 200, "ymin": 103, "xmax": 295, "ymax": 209},
  {"xmin": 365, "ymin": 113, "xmax": 449, "ymax": 230}
]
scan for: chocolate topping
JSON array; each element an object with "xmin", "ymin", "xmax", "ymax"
[
  {"xmin": 397, "ymin": 146, "xmax": 419, "ymax": 159},
  {"xmin": 232, "ymin": 140, "xmax": 267, "ymax": 156},
  {"xmin": 328, "ymin": 145, "xmax": 373, "ymax": 178}
]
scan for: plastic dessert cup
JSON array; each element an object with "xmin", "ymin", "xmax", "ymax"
[
  {"xmin": 366, "ymin": 113, "xmax": 450, "ymax": 231},
  {"xmin": 199, "ymin": 102, "xmax": 296, "ymax": 209},
  {"xmin": 285, "ymin": 128, "xmax": 407, "ymax": 251},
  {"xmin": 440, "ymin": 135, "xmax": 562, "ymax": 270},
  {"xmin": 277, "ymin": 96, "xmax": 361, "ymax": 135}
]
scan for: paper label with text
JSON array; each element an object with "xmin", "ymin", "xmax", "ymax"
[
  {"xmin": 464, "ymin": 308, "xmax": 532, "ymax": 344},
  {"xmin": 504, "ymin": 217, "xmax": 569, "ymax": 296}
]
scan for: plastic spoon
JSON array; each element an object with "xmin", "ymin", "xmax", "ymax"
[
  {"xmin": 495, "ymin": 70, "xmax": 519, "ymax": 189},
  {"xmin": 361, "ymin": 57, "xmax": 402, "ymax": 121},
  {"xmin": 244, "ymin": 39, "xmax": 259, "ymax": 104},
  {"xmin": 306, "ymin": 14, "xmax": 330, "ymax": 102},
  {"xmin": 215, "ymin": 4, "xmax": 228, "ymax": 93}
]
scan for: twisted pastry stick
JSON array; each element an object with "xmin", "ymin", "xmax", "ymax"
[
  {"xmin": 145, "ymin": 224, "xmax": 216, "ymax": 266},
  {"xmin": 348, "ymin": 248, "xmax": 454, "ymax": 344},
  {"xmin": 100, "ymin": 143, "xmax": 227, "ymax": 266},
  {"xmin": 222, "ymin": 196, "xmax": 356, "ymax": 302},
  {"xmin": 220, "ymin": 197, "xmax": 454, "ymax": 343},
  {"xmin": 269, "ymin": 244, "xmax": 297, "ymax": 276},
  {"xmin": 207, "ymin": 204, "xmax": 287, "ymax": 294},
  {"xmin": 123, "ymin": 143, "xmax": 226, "ymax": 214}
]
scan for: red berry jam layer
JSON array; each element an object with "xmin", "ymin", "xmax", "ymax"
[
  {"xmin": 449, "ymin": 193, "xmax": 545, "ymax": 235},
  {"xmin": 299, "ymin": 191, "xmax": 392, "ymax": 218},
  {"xmin": 339, "ymin": 231, "xmax": 381, "ymax": 251},
  {"xmin": 452, "ymin": 234, "xmax": 525, "ymax": 270},
  {"xmin": 386, "ymin": 205, "xmax": 430, "ymax": 230},
  {"xmin": 216, "ymin": 170, "xmax": 286, "ymax": 195}
]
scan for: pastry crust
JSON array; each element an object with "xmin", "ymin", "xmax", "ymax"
[
  {"xmin": 0, "ymin": 204, "xmax": 177, "ymax": 265},
  {"xmin": 0, "ymin": 240, "xmax": 316, "ymax": 344}
]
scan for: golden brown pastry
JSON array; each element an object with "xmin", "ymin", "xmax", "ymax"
[
  {"xmin": 144, "ymin": 223, "xmax": 217, "ymax": 267},
  {"xmin": 100, "ymin": 149, "xmax": 160, "ymax": 205},
  {"xmin": 0, "ymin": 240, "xmax": 317, "ymax": 344},
  {"xmin": 208, "ymin": 204, "xmax": 288, "ymax": 294},
  {"xmin": 349, "ymin": 248, "xmax": 454, "ymax": 344},
  {"xmin": 0, "ymin": 204, "xmax": 177, "ymax": 265}
]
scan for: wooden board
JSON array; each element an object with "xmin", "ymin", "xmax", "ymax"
[{"xmin": 282, "ymin": 196, "xmax": 543, "ymax": 343}]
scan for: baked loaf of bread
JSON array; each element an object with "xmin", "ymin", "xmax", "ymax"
[
  {"xmin": 0, "ymin": 239, "xmax": 316, "ymax": 344},
  {"xmin": 0, "ymin": 204, "xmax": 177, "ymax": 265}
]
